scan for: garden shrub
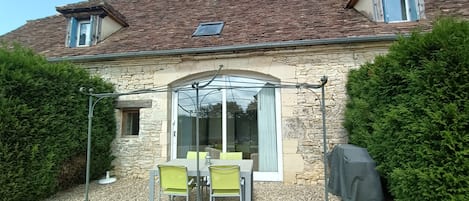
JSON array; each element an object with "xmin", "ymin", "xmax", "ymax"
[
  {"xmin": 0, "ymin": 43, "xmax": 116, "ymax": 201},
  {"xmin": 344, "ymin": 18, "xmax": 469, "ymax": 201}
]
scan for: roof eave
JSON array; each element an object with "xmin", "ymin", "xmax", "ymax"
[{"xmin": 47, "ymin": 34, "xmax": 404, "ymax": 62}]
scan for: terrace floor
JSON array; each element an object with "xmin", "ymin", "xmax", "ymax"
[{"xmin": 45, "ymin": 177, "xmax": 341, "ymax": 201}]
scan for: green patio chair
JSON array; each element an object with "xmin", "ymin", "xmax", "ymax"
[
  {"xmin": 186, "ymin": 151, "xmax": 209, "ymax": 192},
  {"xmin": 157, "ymin": 165, "xmax": 194, "ymax": 201},
  {"xmin": 208, "ymin": 165, "xmax": 244, "ymax": 201},
  {"xmin": 220, "ymin": 152, "xmax": 243, "ymax": 160},
  {"xmin": 186, "ymin": 151, "xmax": 208, "ymax": 159}
]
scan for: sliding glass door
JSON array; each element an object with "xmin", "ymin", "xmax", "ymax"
[{"xmin": 172, "ymin": 75, "xmax": 282, "ymax": 180}]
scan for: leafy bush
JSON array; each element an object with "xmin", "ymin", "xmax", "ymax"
[
  {"xmin": 344, "ymin": 18, "xmax": 469, "ymax": 201},
  {"xmin": 0, "ymin": 43, "xmax": 116, "ymax": 201}
]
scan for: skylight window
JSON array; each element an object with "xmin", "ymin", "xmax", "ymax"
[{"xmin": 192, "ymin": 21, "xmax": 224, "ymax": 37}]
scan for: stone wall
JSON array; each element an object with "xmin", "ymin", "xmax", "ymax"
[
  {"xmin": 276, "ymin": 42, "xmax": 389, "ymax": 185},
  {"xmin": 82, "ymin": 41, "xmax": 390, "ymax": 183}
]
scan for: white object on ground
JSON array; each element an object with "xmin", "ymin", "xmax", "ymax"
[{"xmin": 98, "ymin": 171, "xmax": 117, "ymax": 185}]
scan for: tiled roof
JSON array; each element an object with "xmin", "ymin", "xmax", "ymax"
[{"xmin": 1, "ymin": 0, "xmax": 468, "ymax": 59}]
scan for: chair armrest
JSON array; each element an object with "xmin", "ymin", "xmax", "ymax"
[{"xmin": 240, "ymin": 178, "xmax": 245, "ymax": 186}]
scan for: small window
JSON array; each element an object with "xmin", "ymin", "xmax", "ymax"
[
  {"xmin": 383, "ymin": 0, "xmax": 419, "ymax": 22},
  {"xmin": 122, "ymin": 109, "xmax": 140, "ymax": 136},
  {"xmin": 192, "ymin": 21, "xmax": 224, "ymax": 37},
  {"xmin": 77, "ymin": 21, "xmax": 91, "ymax": 47},
  {"xmin": 67, "ymin": 17, "xmax": 94, "ymax": 48}
]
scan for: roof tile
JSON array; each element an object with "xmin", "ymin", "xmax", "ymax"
[{"xmin": 1, "ymin": 0, "xmax": 468, "ymax": 58}]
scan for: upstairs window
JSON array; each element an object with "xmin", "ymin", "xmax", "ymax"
[
  {"xmin": 383, "ymin": 0, "xmax": 419, "ymax": 22},
  {"xmin": 57, "ymin": 1, "xmax": 128, "ymax": 48},
  {"xmin": 77, "ymin": 20, "xmax": 91, "ymax": 47},
  {"xmin": 67, "ymin": 17, "xmax": 95, "ymax": 48},
  {"xmin": 192, "ymin": 21, "xmax": 224, "ymax": 37},
  {"xmin": 345, "ymin": 0, "xmax": 423, "ymax": 23}
]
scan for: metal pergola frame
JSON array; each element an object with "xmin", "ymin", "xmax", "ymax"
[{"xmin": 80, "ymin": 68, "xmax": 330, "ymax": 201}]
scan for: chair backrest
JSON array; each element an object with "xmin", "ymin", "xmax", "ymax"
[
  {"xmin": 158, "ymin": 165, "xmax": 189, "ymax": 190},
  {"xmin": 220, "ymin": 152, "xmax": 243, "ymax": 160},
  {"xmin": 209, "ymin": 165, "xmax": 241, "ymax": 190},
  {"xmin": 186, "ymin": 151, "xmax": 208, "ymax": 159}
]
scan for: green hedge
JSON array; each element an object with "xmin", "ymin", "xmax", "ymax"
[
  {"xmin": 344, "ymin": 18, "xmax": 469, "ymax": 201},
  {"xmin": 0, "ymin": 43, "xmax": 116, "ymax": 201}
]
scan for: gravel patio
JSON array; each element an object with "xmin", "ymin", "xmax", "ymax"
[{"xmin": 45, "ymin": 177, "xmax": 341, "ymax": 201}]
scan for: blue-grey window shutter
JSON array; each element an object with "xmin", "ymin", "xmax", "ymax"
[
  {"xmin": 69, "ymin": 17, "xmax": 78, "ymax": 47},
  {"xmin": 89, "ymin": 15, "xmax": 96, "ymax": 45},
  {"xmin": 382, "ymin": 0, "xmax": 389, "ymax": 23},
  {"xmin": 408, "ymin": 0, "xmax": 419, "ymax": 21}
]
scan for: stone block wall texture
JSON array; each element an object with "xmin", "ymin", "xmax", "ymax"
[{"xmin": 83, "ymin": 41, "xmax": 390, "ymax": 183}]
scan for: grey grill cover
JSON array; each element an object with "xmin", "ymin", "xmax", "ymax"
[{"xmin": 327, "ymin": 144, "xmax": 384, "ymax": 201}]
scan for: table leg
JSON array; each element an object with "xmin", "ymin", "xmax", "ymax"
[
  {"xmin": 149, "ymin": 170, "xmax": 155, "ymax": 201},
  {"xmin": 243, "ymin": 172, "xmax": 253, "ymax": 201}
]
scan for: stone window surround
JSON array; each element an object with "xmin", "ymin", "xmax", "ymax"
[{"xmin": 116, "ymin": 100, "xmax": 152, "ymax": 137}]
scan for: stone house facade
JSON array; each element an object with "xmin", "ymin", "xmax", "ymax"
[
  {"xmin": 84, "ymin": 41, "xmax": 390, "ymax": 184},
  {"xmin": 1, "ymin": 0, "xmax": 467, "ymax": 185}
]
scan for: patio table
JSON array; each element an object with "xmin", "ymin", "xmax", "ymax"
[{"xmin": 149, "ymin": 159, "xmax": 254, "ymax": 201}]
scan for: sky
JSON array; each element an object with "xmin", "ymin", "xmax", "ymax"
[{"xmin": 0, "ymin": 0, "xmax": 83, "ymax": 36}]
